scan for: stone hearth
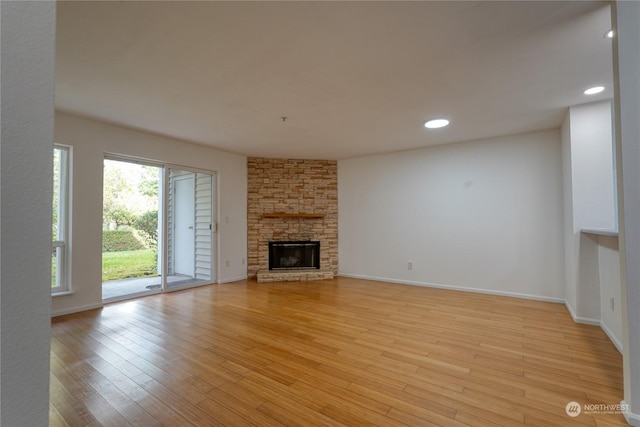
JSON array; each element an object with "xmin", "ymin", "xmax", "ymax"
[{"xmin": 256, "ymin": 269, "xmax": 334, "ymax": 283}]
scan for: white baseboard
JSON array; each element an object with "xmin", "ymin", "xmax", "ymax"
[
  {"xmin": 51, "ymin": 302, "xmax": 103, "ymax": 317},
  {"xmin": 564, "ymin": 301, "xmax": 623, "ymax": 353},
  {"xmin": 338, "ymin": 273, "xmax": 625, "ymax": 353},
  {"xmin": 337, "ymin": 273, "xmax": 565, "ymax": 303},
  {"xmin": 564, "ymin": 301, "xmax": 601, "ymax": 325},
  {"xmin": 622, "ymin": 400, "xmax": 640, "ymax": 426},
  {"xmin": 53, "ymin": 275, "xmax": 625, "ymax": 357},
  {"xmin": 601, "ymin": 321, "xmax": 624, "ymax": 354}
]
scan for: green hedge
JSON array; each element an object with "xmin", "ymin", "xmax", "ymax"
[{"xmin": 102, "ymin": 230, "xmax": 146, "ymax": 252}]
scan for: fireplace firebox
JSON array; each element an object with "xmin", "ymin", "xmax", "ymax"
[{"xmin": 269, "ymin": 241, "xmax": 320, "ymax": 270}]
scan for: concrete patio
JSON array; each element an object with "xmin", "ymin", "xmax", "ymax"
[{"xmin": 102, "ymin": 275, "xmax": 210, "ymax": 301}]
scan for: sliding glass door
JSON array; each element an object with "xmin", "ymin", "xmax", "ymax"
[
  {"xmin": 102, "ymin": 157, "xmax": 216, "ymax": 302},
  {"xmin": 102, "ymin": 159, "xmax": 162, "ymax": 301}
]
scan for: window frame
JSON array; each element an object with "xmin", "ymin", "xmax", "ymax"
[{"xmin": 52, "ymin": 144, "xmax": 71, "ymax": 295}]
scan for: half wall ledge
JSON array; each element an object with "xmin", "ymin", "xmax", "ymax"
[
  {"xmin": 581, "ymin": 228, "xmax": 619, "ymax": 237},
  {"xmin": 256, "ymin": 269, "xmax": 334, "ymax": 283}
]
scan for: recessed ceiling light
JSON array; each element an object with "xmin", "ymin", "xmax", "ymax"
[
  {"xmin": 584, "ymin": 86, "xmax": 605, "ymax": 95},
  {"xmin": 424, "ymin": 119, "xmax": 450, "ymax": 129},
  {"xmin": 605, "ymin": 29, "xmax": 614, "ymax": 39}
]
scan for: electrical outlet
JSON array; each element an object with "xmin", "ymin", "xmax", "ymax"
[
  {"xmin": 241, "ymin": 258, "xmax": 246, "ymax": 265},
  {"xmin": 610, "ymin": 297, "xmax": 615, "ymax": 311},
  {"xmin": 225, "ymin": 260, "xmax": 230, "ymax": 267},
  {"xmin": 408, "ymin": 261, "xmax": 413, "ymax": 270}
]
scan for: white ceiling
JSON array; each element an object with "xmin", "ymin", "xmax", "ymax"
[{"xmin": 55, "ymin": 1, "xmax": 613, "ymax": 160}]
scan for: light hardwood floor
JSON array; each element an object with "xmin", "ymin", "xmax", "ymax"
[{"xmin": 50, "ymin": 278, "xmax": 627, "ymax": 426}]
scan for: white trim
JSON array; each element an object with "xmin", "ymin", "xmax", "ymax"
[
  {"xmin": 52, "ymin": 145, "xmax": 72, "ymax": 294},
  {"xmin": 564, "ymin": 300, "xmax": 601, "ymax": 325},
  {"xmin": 194, "ymin": 172, "xmax": 214, "ymax": 281},
  {"xmin": 562, "ymin": 301, "xmax": 625, "ymax": 354},
  {"xmin": 337, "ymin": 273, "xmax": 565, "ymax": 303},
  {"xmin": 105, "ymin": 153, "xmax": 219, "ymax": 177},
  {"xmin": 51, "ymin": 291, "xmax": 74, "ymax": 298},
  {"xmin": 211, "ymin": 174, "xmax": 219, "ymax": 284},
  {"xmin": 581, "ymin": 228, "xmax": 619, "ymax": 237},
  {"xmin": 622, "ymin": 400, "xmax": 640, "ymax": 426},
  {"xmin": 341, "ymin": 273, "xmax": 627, "ymax": 355},
  {"xmin": 104, "ymin": 152, "xmax": 166, "ymax": 169},
  {"xmin": 218, "ymin": 275, "xmax": 248, "ymax": 284},
  {"xmin": 601, "ymin": 320, "xmax": 624, "ymax": 354},
  {"xmin": 51, "ymin": 302, "xmax": 103, "ymax": 317},
  {"xmin": 337, "ymin": 274, "xmax": 624, "ymax": 354}
]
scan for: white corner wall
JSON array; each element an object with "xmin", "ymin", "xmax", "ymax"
[
  {"xmin": 612, "ymin": 0, "xmax": 640, "ymax": 423},
  {"xmin": 597, "ymin": 235, "xmax": 623, "ymax": 350},
  {"xmin": 338, "ymin": 129, "xmax": 564, "ymax": 301},
  {"xmin": 561, "ymin": 100, "xmax": 620, "ymax": 331},
  {"xmin": 568, "ymin": 101, "xmax": 616, "ymax": 231},
  {"xmin": 52, "ymin": 112, "xmax": 247, "ymax": 316},
  {"xmin": 1, "ymin": 1, "xmax": 55, "ymax": 425}
]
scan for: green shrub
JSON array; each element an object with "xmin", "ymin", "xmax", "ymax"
[
  {"xmin": 135, "ymin": 211, "xmax": 158, "ymax": 247},
  {"xmin": 102, "ymin": 230, "xmax": 146, "ymax": 252}
]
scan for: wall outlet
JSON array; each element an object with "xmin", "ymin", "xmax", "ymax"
[
  {"xmin": 241, "ymin": 258, "xmax": 245, "ymax": 265},
  {"xmin": 408, "ymin": 261, "xmax": 413, "ymax": 270},
  {"xmin": 610, "ymin": 297, "xmax": 615, "ymax": 311},
  {"xmin": 225, "ymin": 260, "xmax": 230, "ymax": 267}
]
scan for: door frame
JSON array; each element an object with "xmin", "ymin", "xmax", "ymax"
[
  {"xmin": 163, "ymin": 163, "xmax": 218, "ymax": 292},
  {"xmin": 103, "ymin": 153, "xmax": 219, "ymax": 297}
]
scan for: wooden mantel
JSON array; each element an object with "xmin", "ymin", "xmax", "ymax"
[{"xmin": 261, "ymin": 212, "xmax": 325, "ymax": 219}]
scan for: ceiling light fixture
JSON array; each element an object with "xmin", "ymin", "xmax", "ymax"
[
  {"xmin": 584, "ymin": 86, "xmax": 605, "ymax": 95},
  {"xmin": 605, "ymin": 29, "xmax": 614, "ymax": 39},
  {"xmin": 424, "ymin": 119, "xmax": 450, "ymax": 129}
]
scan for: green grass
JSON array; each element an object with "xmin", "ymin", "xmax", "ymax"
[
  {"xmin": 52, "ymin": 256, "xmax": 57, "ymax": 288},
  {"xmin": 102, "ymin": 249, "xmax": 158, "ymax": 282}
]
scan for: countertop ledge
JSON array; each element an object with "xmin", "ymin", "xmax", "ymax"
[{"xmin": 581, "ymin": 228, "xmax": 619, "ymax": 237}]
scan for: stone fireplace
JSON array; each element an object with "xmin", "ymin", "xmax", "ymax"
[{"xmin": 247, "ymin": 158, "xmax": 337, "ymax": 282}]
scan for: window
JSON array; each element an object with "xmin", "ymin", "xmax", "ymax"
[{"xmin": 52, "ymin": 145, "xmax": 71, "ymax": 294}]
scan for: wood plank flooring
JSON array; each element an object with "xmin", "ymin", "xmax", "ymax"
[{"xmin": 50, "ymin": 277, "xmax": 627, "ymax": 426}]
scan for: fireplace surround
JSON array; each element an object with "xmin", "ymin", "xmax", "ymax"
[{"xmin": 247, "ymin": 157, "xmax": 338, "ymax": 280}]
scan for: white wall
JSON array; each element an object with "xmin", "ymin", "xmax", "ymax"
[
  {"xmin": 597, "ymin": 235, "xmax": 623, "ymax": 350},
  {"xmin": 562, "ymin": 100, "xmax": 618, "ymax": 324},
  {"xmin": 0, "ymin": 1, "xmax": 55, "ymax": 425},
  {"xmin": 569, "ymin": 101, "xmax": 616, "ymax": 231},
  {"xmin": 52, "ymin": 112, "xmax": 247, "ymax": 316},
  {"xmin": 612, "ymin": 0, "xmax": 640, "ymax": 423},
  {"xmin": 338, "ymin": 129, "xmax": 564, "ymax": 301}
]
